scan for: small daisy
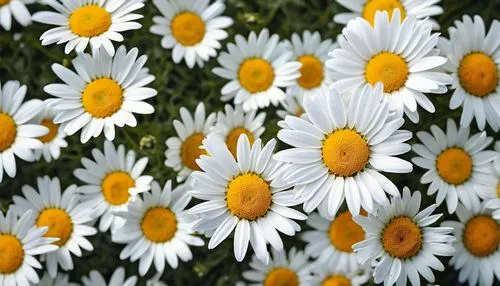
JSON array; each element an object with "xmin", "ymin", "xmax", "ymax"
[
  {"xmin": 438, "ymin": 16, "xmax": 500, "ymax": 131},
  {"xmin": 276, "ymin": 94, "xmax": 308, "ymax": 129},
  {"xmin": 485, "ymin": 142, "xmax": 500, "ymax": 219},
  {"xmin": 213, "ymin": 28, "xmax": 301, "ymax": 111},
  {"xmin": 189, "ymin": 134, "xmax": 307, "ymax": 263},
  {"xmin": 113, "ymin": 180, "xmax": 204, "ymax": 276},
  {"xmin": 274, "ymin": 84, "xmax": 412, "ymax": 217},
  {"xmin": 353, "ymin": 187, "xmax": 455, "ymax": 286},
  {"xmin": 32, "ymin": 0, "xmax": 144, "ymax": 55},
  {"xmin": 0, "ymin": 80, "xmax": 47, "ymax": 183},
  {"xmin": 150, "ymin": 0, "xmax": 233, "ymax": 68},
  {"xmin": 44, "ymin": 45, "xmax": 156, "ymax": 143},
  {"xmin": 305, "ymin": 262, "xmax": 370, "ymax": 286},
  {"xmin": 0, "ymin": 0, "xmax": 33, "ymax": 30},
  {"xmin": 164, "ymin": 102, "xmax": 216, "ymax": 182},
  {"xmin": 74, "ymin": 140, "xmax": 153, "ymax": 233},
  {"xmin": 81, "ymin": 267, "xmax": 137, "ymax": 286},
  {"xmin": 327, "ymin": 9, "xmax": 452, "ymax": 122},
  {"xmin": 442, "ymin": 203, "xmax": 500, "ymax": 286},
  {"xmin": 412, "ymin": 118, "xmax": 497, "ymax": 213},
  {"xmin": 31, "ymin": 105, "xmax": 68, "ymax": 162},
  {"xmin": 36, "ymin": 272, "xmax": 79, "ymax": 286}
]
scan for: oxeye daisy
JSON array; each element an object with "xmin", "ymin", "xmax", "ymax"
[
  {"xmin": 485, "ymin": 142, "xmax": 500, "ymax": 219},
  {"xmin": 164, "ymin": 102, "xmax": 216, "ymax": 182},
  {"xmin": 32, "ymin": 0, "xmax": 144, "ymax": 55},
  {"xmin": 326, "ymin": 9, "xmax": 452, "ymax": 123},
  {"xmin": 442, "ymin": 203, "xmax": 500, "ymax": 286},
  {"xmin": 353, "ymin": 187, "xmax": 455, "ymax": 286},
  {"xmin": 44, "ymin": 46, "xmax": 156, "ymax": 143},
  {"xmin": 74, "ymin": 140, "xmax": 153, "ymax": 233},
  {"xmin": 36, "ymin": 272, "xmax": 79, "ymax": 286},
  {"xmin": 0, "ymin": 80, "xmax": 46, "ymax": 183},
  {"xmin": 213, "ymin": 28, "xmax": 301, "ymax": 111},
  {"xmin": 150, "ymin": 0, "xmax": 233, "ymax": 68},
  {"xmin": 31, "ymin": 105, "xmax": 68, "ymax": 162},
  {"xmin": 189, "ymin": 135, "xmax": 307, "ymax": 263},
  {"xmin": 112, "ymin": 180, "xmax": 204, "ymax": 276},
  {"xmin": 438, "ymin": 16, "xmax": 500, "ymax": 131},
  {"xmin": 274, "ymin": 84, "xmax": 412, "ymax": 217},
  {"xmin": 411, "ymin": 118, "xmax": 497, "ymax": 213},
  {"xmin": 11, "ymin": 176, "xmax": 97, "ymax": 278},
  {"xmin": 81, "ymin": 267, "xmax": 137, "ymax": 286},
  {"xmin": 276, "ymin": 95, "xmax": 307, "ymax": 129},
  {"xmin": 305, "ymin": 262, "xmax": 370, "ymax": 286},
  {"xmin": 0, "ymin": 0, "xmax": 33, "ymax": 31}
]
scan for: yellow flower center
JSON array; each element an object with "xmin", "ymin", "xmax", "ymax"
[
  {"xmin": 322, "ymin": 129, "xmax": 370, "ymax": 177},
  {"xmin": 0, "ymin": 113, "xmax": 16, "ymax": 152},
  {"xmin": 436, "ymin": 148, "xmax": 472, "ymax": 185},
  {"xmin": 458, "ymin": 53, "xmax": 498, "ymax": 97},
  {"xmin": 362, "ymin": 0, "xmax": 406, "ymax": 26},
  {"xmin": 101, "ymin": 171, "xmax": 135, "ymax": 205},
  {"xmin": 297, "ymin": 55, "xmax": 324, "ymax": 89},
  {"xmin": 181, "ymin": 133, "xmax": 207, "ymax": 171},
  {"xmin": 497, "ymin": 182, "xmax": 500, "ymax": 198},
  {"xmin": 82, "ymin": 78, "xmax": 123, "ymax": 118},
  {"xmin": 226, "ymin": 173, "xmax": 272, "ymax": 221},
  {"xmin": 69, "ymin": 5, "xmax": 112, "ymax": 37},
  {"xmin": 328, "ymin": 210, "xmax": 366, "ymax": 253},
  {"xmin": 171, "ymin": 12, "xmax": 206, "ymax": 46},
  {"xmin": 295, "ymin": 106, "xmax": 305, "ymax": 117},
  {"xmin": 0, "ymin": 0, "xmax": 10, "ymax": 6},
  {"xmin": 238, "ymin": 58, "xmax": 275, "ymax": 93},
  {"xmin": 38, "ymin": 119, "xmax": 59, "ymax": 143},
  {"xmin": 322, "ymin": 275, "xmax": 351, "ymax": 286},
  {"xmin": 36, "ymin": 208, "xmax": 73, "ymax": 247},
  {"xmin": 264, "ymin": 267, "xmax": 299, "ymax": 286},
  {"xmin": 382, "ymin": 216, "xmax": 422, "ymax": 259},
  {"xmin": 0, "ymin": 235, "xmax": 23, "ymax": 274},
  {"xmin": 226, "ymin": 127, "xmax": 255, "ymax": 158},
  {"xmin": 365, "ymin": 52, "xmax": 408, "ymax": 93},
  {"xmin": 141, "ymin": 207, "xmax": 177, "ymax": 243},
  {"xmin": 463, "ymin": 215, "xmax": 499, "ymax": 257}
]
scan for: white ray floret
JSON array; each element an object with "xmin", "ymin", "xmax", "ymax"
[
  {"xmin": 81, "ymin": 267, "xmax": 137, "ymax": 286},
  {"xmin": 31, "ymin": 104, "xmax": 68, "ymax": 162},
  {"xmin": 0, "ymin": 0, "xmax": 34, "ymax": 31}
]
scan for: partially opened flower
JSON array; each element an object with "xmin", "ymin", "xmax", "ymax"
[
  {"xmin": 0, "ymin": 0, "xmax": 34, "ymax": 30},
  {"xmin": 81, "ymin": 267, "xmax": 137, "ymax": 286},
  {"xmin": 31, "ymin": 105, "xmax": 68, "ymax": 162}
]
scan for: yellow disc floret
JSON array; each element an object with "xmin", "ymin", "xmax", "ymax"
[
  {"xmin": 0, "ymin": 113, "xmax": 16, "ymax": 152},
  {"xmin": 264, "ymin": 267, "xmax": 299, "ymax": 286},
  {"xmin": 36, "ymin": 208, "xmax": 73, "ymax": 247},
  {"xmin": 239, "ymin": 58, "xmax": 275, "ymax": 93},
  {"xmin": 101, "ymin": 171, "xmax": 135, "ymax": 205},
  {"xmin": 38, "ymin": 119, "xmax": 58, "ymax": 143},
  {"xmin": 0, "ymin": 0, "xmax": 10, "ymax": 6},
  {"xmin": 382, "ymin": 216, "xmax": 422, "ymax": 259},
  {"xmin": 171, "ymin": 12, "xmax": 206, "ymax": 46},
  {"xmin": 82, "ymin": 78, "xmax": 123, "ymax": 118},
  {"xmin": 69, "ymin": 5, "xmax": 112, "ymax": 37},
  {"xmin": 226, "ymin": 128, "xmax": 255, "ymax": 158},
  {"xmin": 297, "ymin": 55, "xmax": 324, "ymax": 89},
  {"xmin": 459, "ymin": 53, "xmax": 498, "ymax": 97},
  {"xmin": 322, "ymin": 275, "xmax": 351, "ymax": 286},
  {"xmin": 362, "ymin": 0, "xmax": 406, "ymax": 26},
  {"xmin": 436, "ymin": 148, "xmax": 472, "ymax": 185},
  {"xmin": 226, "ymin": 173, "xmax": 272, "ymax": 220},
  {"xmin": 328, "ymin": 210, "xmax": 366, "ymax": 253},
  {"xmin": 0, "ymin": 235, "xmax": 24, "ymax": 274},
  {"xmin": 181, "ymin": 133, "xmax": 207, "ymax": 171},
  {"xmin": 463, "ymin": 215, "xmax": 499, "ymax": 257},
  {"xmin": 141, "ymin": 207, "xmax": 177, "ymax": 243},
  {"xmin": 365, "ymin": 52, "xmax": 408, "ymax": 93}
]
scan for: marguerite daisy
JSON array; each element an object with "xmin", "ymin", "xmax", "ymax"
[
  {"xmin": 189, "ymin": 134, "xmax": 307, "ymax": 263},
  {"xmin": 213, "ymin": 29, "xmax": 301, "ymax": 111},
  {"xmin": 274, "ymin": 84, "xmax": 412, "ymax": 217},
  {"xmin": 44, "ymin": 45, "xmax": 156, "ymax": 143},
  {"xmin": 81, "ymin": 267, "xmax": 137, "ymax": 286},
  {"xmin": 353, "ymin": 187, "xmax": 455, "ymax": 286},
  {"xmin": 276, "ymin": 94, "xmax": 307, "ymax": 129},
  {"xmin": 150, "ymin": 0, "xmax": 233, "ymax": 68},
  {"xmin": 74, "ymin": 140, "xmax": 153, "ymax": 232},
  {"xmin": 0, "ymin": 0, "xmax": 33, "ymax": 30},
  {"xmin": 31, "ymin": 105, "xmax": 68, "ymax": 162},
  {"xmin": 35, "ymin": 272, "xmax": 79, "ymax": 286},
  {"xmin": 305, "ymin": 262, "xmax": 370, "ymax": 286}
]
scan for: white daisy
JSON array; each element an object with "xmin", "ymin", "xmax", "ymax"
[
  {"xmin": 32, "ymin": 0, "xmax": 144, "ymax": 55},
  {"xmin": 438, "ymin": 16, "xmax": 500, "ymax": 131},
  {"xmin": 74, "ymin": 140, "xmax": 153, "ymax": 233},
  {"xmin": 411, "ymin": 118, "xmax": 498, "ymax": 214},
  {"xmin": 0, "ymin": 0, "xmax": 33, "ymax": 30},
  {"xmin": 44, "ymin": 45, "xmax": 156, "ymax": 143},
  {"xmin": 150, "ymin": 0, "xmax": 233, "ymax": 68},
  {"xmin": 0, "ymin": 80, "xmax": 47, "ymax": 183},
  {"xmin": 326, "ymin": 9, "xmax": 452, "ymax": 123},
  {"xmin": 164, "ymin": 102, "xmax": 216, "ymax": 182},
  {"xmin": 485, "ymin": 142, "xmax": 500, "ymax": 219},
  {"xmin": 305, "ymin": 262, "xmax": 370, "ymax": 286},
  {"xmin": 31, "ymin": 105, "xmax": 68, "ymax": 162},
  {"xmin": 212, "ymin": 28, "xmax": 301, "ymax": 111},
  {"xmin": 35, "ymin": 272, "xmax": 79, "ymax": 286},
  {"xmin": 274, "ymin": 84, "xmax": 412, "ymax": 218},
  {"xmin": 353, "ymin": 187, "xmax": 455, "ymax": 286},
  {"xmin": 442, "ymin": 202, "xmax": 500, "ymax": 286},
  {"xmin": 81, "ymin": 267, "xmax": 137, "ymax": 286},
  {"xmin": 276, "ymin": 94, "xmax": 308, "ymax": 129},
  {"xmin": 188, "ymin": 134, "xmax": 307, "ymax": 263}
]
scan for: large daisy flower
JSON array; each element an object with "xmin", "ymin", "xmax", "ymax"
[
  {"xmin": 411, "ymin": 118, "xmax": 497, "ymax": 213},
  {"xmin": 0, "ymin": 0, "xmax": 33, "ymax": 30},
  {"xmin": 212, "ymin": 28, "xmax": 301, "ymax": 111},
  {"xmin": 0, "ymin": 80, "xmax": 46, "ymax": 183},
  {"xmin": 44, "ymin": 46, "xmax": 156, "ymax": 143},
  {"xmin": 31, "ymin": 105, "xmax": 68, "ymax": 162},
  {"xmin": 438, "ymin": 16, "xmax": 500, "ymax": 131},
  {"xmin": 36, "ymin": 272, "xmax": 79, "ymax": 286},
  {"xmin": 305, "ymin": 262, "xmax": 370, "ymax": 286},
  {"xmin": 81, "ymin": 267, "xmax": 137, "ymax": 286},
  {"xmin": 112, "ymin": 180, "xmax": 204, "ymax": 276},
  {"xmin": 74, "ymin": 140, "xmax": 153, "ymax": 233},
  {"xmin": 189, "ymin": 135, "xmax": 307, "ymax": 263},
  {"xmin": 274, "ymin": 84, "xmax": 412, "ymax": 217},
  {"xmin": 150, "ymin": 0, "xmax": 233, "ymax": 68},
  {"xmin": 32, "ymin": 0, "xmax": 144, "ymax": 55},
  {"xmin": 353, "ymin": 187, "xmax": 455, "ymax": 286},
  {"xmin": 326, "ymin": 9, "xmax": 452, "ymax": 122},
  {"xmin": 164, "ymin": 102, "xmax": 216, "ymax": 182}
]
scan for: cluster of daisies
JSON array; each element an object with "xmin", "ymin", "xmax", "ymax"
[{"xmin": 1, "ymin": 0, "xmax": 500, "ymax": 285}]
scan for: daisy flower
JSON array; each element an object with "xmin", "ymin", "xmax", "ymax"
[
  {"xmin": 36, "ymin": 272, "xmax": 79, "ymax": 286},
  {"xmin": 164, "ymin": 102, "xmax": 216, "ymax": 182},
  {"xmin": 81, "ymin": 267, "xmax": 137, "ymax": 286},
  {"xmin": 276, "ymin": 94, "xmax": 307, "ymax": 129},
  {"xmin": 438, "ymin": 16, "xmax": 500, "ymax": 131},
  {"xmin": 189, "ymin": 134, "xmax": 307, "ymax": 263},
  {"xmin": 305, "ymin": 262, "xmax": 370, "ymax": 286},
  {"xmin": 411, "ymin": 118, "xmax": 497, "ymax": 213},
  {"xmin": 274, "ymin": 84, "xmax": 412, "ymax": 217},
  {"xmin": 31, "ymin": 105, "xmax": 68, "ymax": 162},
  {"xmin": 353, "ymin": 187, "xmax": 455, "ymax": 286},
  {"xmin": 326, "ymin": 9, "xmax": 452, "ymax": 123},
  {"xmin": 0, "ymin": 80, "xmax": 46, "ymax": 183},
  {"xmin": 74, "ymin": 140, "xmax": 153, "ymax": 233},
  {"xmin": 212, "ymin": 28, "xmax": 301, "ymax": 111},
  {"xmin": 442, "ymin": 203, "xmax": 500, "ymax": 286},
  {"xmin": 44, "ymin": 45, "xmax": 156, "ymax": 143},
  {"xmin": 485, "ymin": 142, "xmax": 500, "ymax": 219},
  {"xmin": 0, "ymin": 0, "xmax": 33, "ymax": 30},
  {"xmin": 112, "ymin": 180, "xmax": 204, "ymax": 276},
  {"xmin": 32, "ymin": 0, "xmax": 144, "ymax": 55},
  {"xmin": 150, "ymin": 0, "xmax": 233, "ymax": 68}
]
